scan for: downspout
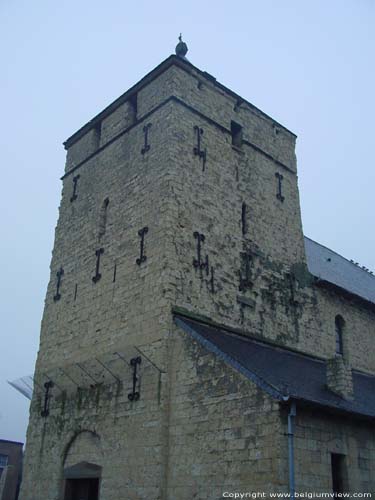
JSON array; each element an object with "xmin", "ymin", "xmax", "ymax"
[{"xmin": 287, "ymin": 400, "xmax": 297, "ymax": 500}]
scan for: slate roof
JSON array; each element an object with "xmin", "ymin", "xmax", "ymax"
[
  {"xmin": 175, "ymin": 315, "xmax": 375, "ymax": 419},
  {"xmin": 304, "ymin": 236, "xmax": 375, "ymax": 305}
]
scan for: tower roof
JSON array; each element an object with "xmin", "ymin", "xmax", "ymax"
[{"xmin": 63, "ymin": 54, "xmax": 296, "ymax": 150}]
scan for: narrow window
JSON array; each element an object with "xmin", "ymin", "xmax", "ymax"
[
  {"xmin": 129, "ymin": 93, "xmax": 138, "ymax": 124},
  {"xmin": 0, "ymin": 454, "xmax": 8, "ymax": 479},
  {"xmin": 241, "ymin": 202, "xmax": 247, "ymax": 235},
  {"xmin": 331, "ymin": 453, "xmax": 346, "ymax": 493},
  {"xmin": 231, "ymin": 121, "xmax": 243, "ymax": 148},
  {"xmin": 98, "ymin": 197, "xmax": 109, "ymax": 239},
  {"xmin": 335, "ymin": 315, "xmax": 345, "ymax": 356},
  {"xmin": 275, "ymin": 172, "xmax": 285, "ymax": 202},
  {"xmin": 93, "ymin": 122, "xmax": 101, "ymax": 150}
]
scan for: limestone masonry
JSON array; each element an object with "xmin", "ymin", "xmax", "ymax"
[{"xmin": 20, "ymin": 49, "xmax": 375, "ymax": 500}]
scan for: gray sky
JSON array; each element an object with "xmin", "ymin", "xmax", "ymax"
[{"xmin": 1, "ymin": 0, "xmax": 374, "ymax": 444}]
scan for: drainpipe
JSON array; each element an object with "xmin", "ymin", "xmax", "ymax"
[{"xmin": 287, "ymin": 401, "xmax": 297, "ymax": 500}]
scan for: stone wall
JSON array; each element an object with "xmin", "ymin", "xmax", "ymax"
[
  {"xmin": 314, "ymin": 286, "xmax": 375, "ymax": 373},
  {"xmin": 161, "ymin": 63, "xmax": 375, "ymax": 375},
  {"xmin": 166, "ymin": 323, "xmax": 286, "ymax": 499},
  {"xmin": 290, "ymin": 407, "xmax": 375, "ymax": 493},
  {"xmin": 21, "ymin": 78, "xmax": 180, "ymax": 499},
  {"xmin": 20, "ymin": 354, "xmax": 168, "ymax": 500},
  {"xmin": 37, "ymin": 100, "xmax": 179, "ymax": 369}
]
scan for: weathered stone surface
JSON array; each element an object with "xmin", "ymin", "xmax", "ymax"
[{"xmin": 20, "ymin": 55, "xmax": 375, "ymax": 499}]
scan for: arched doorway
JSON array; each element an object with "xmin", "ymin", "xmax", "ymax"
[
  {"xmin": 62, "ymin": 430, "xmax": 103, "ymax": 500},
  {"xmin": 63, "ymin": 462, "xmax": 101, "ymax": 500}
]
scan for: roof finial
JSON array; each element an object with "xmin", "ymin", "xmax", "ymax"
[{"xmin": 175, "ymin": 34, "xmax": 188, "ymax": 58}]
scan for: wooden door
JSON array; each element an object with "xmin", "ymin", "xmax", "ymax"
[{"xmin": 64, "ymin": 478, "xmax": 99, "ymax": 500}]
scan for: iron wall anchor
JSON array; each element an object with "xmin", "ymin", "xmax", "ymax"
[
  {"xmin": 53, "ymin": 267, "xmax": 64, "ymax": 302},
  {"xmin": 136, "ymin": 227, "xmax": 148, "ymax": 265},
  {"xmin": 193, "ymin": 126, "xmax": 207, "ymax": 171},
  {"xmin": 70, "ymin": 174, "xmax": 80, "ymax": 202},
  {"xmin": 128, "ymin": 356, "xmax": 141, "ymax": 401},
  {"xmin": 193, "ymin": 231, "xmax": 205, "ymax": 269},
  {"xmin": 141, "ymin": 123, "xmax": 152, "ymax": 155},
  {"xmin": 41, "ymin": 381, "xmax": 54, "ymax": 417},
  {"xmin": 92, "ymin": 248, "xmax": 104, "ymax": 283}
]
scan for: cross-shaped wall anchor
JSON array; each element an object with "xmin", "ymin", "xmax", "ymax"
[
  {"xmin": 193, "ymin": 126, "xmax": 207, "ymax": 171},
  {"xmin": 136, "ymin": 227, "xmax": 148, "ymax": 265},
  {"xmin": 141, "ymin": 123, "xmax": 152, "ymax": 155},
  {"xmin": 275, "ymin": 172, "xmax": 285, "ymax": 202},
  {"xmin": 53, "ymin": 267, "xmax": 64, "ymax": 302},
  {"xmin": 92, "ymin": 248, "xmax": 104, "ymax": 283}
]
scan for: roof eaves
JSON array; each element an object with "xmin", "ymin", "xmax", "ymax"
[
  {"xmin": 171, "ymin": 57, "xmax": 297, "ymax": 138},
  {"xmin": 63, "ymin": 54, "xmax": 177, "ymax": 149},
  {"xmin": 285, "ymin": 395, "xmax": 375, "ymax": 421},
  {"xmin": 0, "ymin": 439, "xmax": 24, "ymax": 446},
  {"xmin": 175, "ymin": 313, "xmax": 375, "ymax": 421},
  {"xmin": 313, "ymin": 277, "xmax": 375, "ymax": 310}
]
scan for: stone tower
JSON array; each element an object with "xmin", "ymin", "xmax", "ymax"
[{"xmin": 20, "ymin": 43, "xmax": 375, "ymax": 499}]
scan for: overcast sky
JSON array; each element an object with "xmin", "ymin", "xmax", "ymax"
[{"xmin": 1, "ymin": 0, "xmax": 374, "ymax": 444}]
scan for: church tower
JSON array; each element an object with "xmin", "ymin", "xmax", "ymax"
[{"xmin": 20, "ymin": 40, "xmax": 375, "ymax": 499}]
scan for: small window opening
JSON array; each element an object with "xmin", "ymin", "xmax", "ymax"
[
  {"xmin": 93, "ymin": 122, "xmax": 101, "ymax": 150},
  {"xmin": 241, "ymin": 202, "xmax": 248, "ymax": 235},
  {"xmin": 98, "ymin": 197, "xmax": 109, "ymax": 239},
  {"xmin": 0, "ymin": 454, "xmax": 8, "ymax": 480},
  {"xmin": 129, "ymin": 93, "xmax": 138, "ymax": 123},
  {"xmin": 335, "ymin": 315, "xmax": 345, "ymax": 356},
  {"xmin": 331, "ymin": 453, "xmax": 346, "ymax": 494},
  {"xmin": 231, "ymin": 121, "xmax": 243, "ymax": 148}
]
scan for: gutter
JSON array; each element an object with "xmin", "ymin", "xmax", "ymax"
[{"xmin": 287, "ymin": 401, "xmax": 297, "ymax": 500}]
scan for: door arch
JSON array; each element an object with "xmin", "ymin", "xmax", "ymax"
[
  {"xmin": 62, "ymin": 430, "xmax": 103, "ymax": 500},
  {"xmin": 63, "ymin": 462, "xmax": 101, "ymax": 500}
]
